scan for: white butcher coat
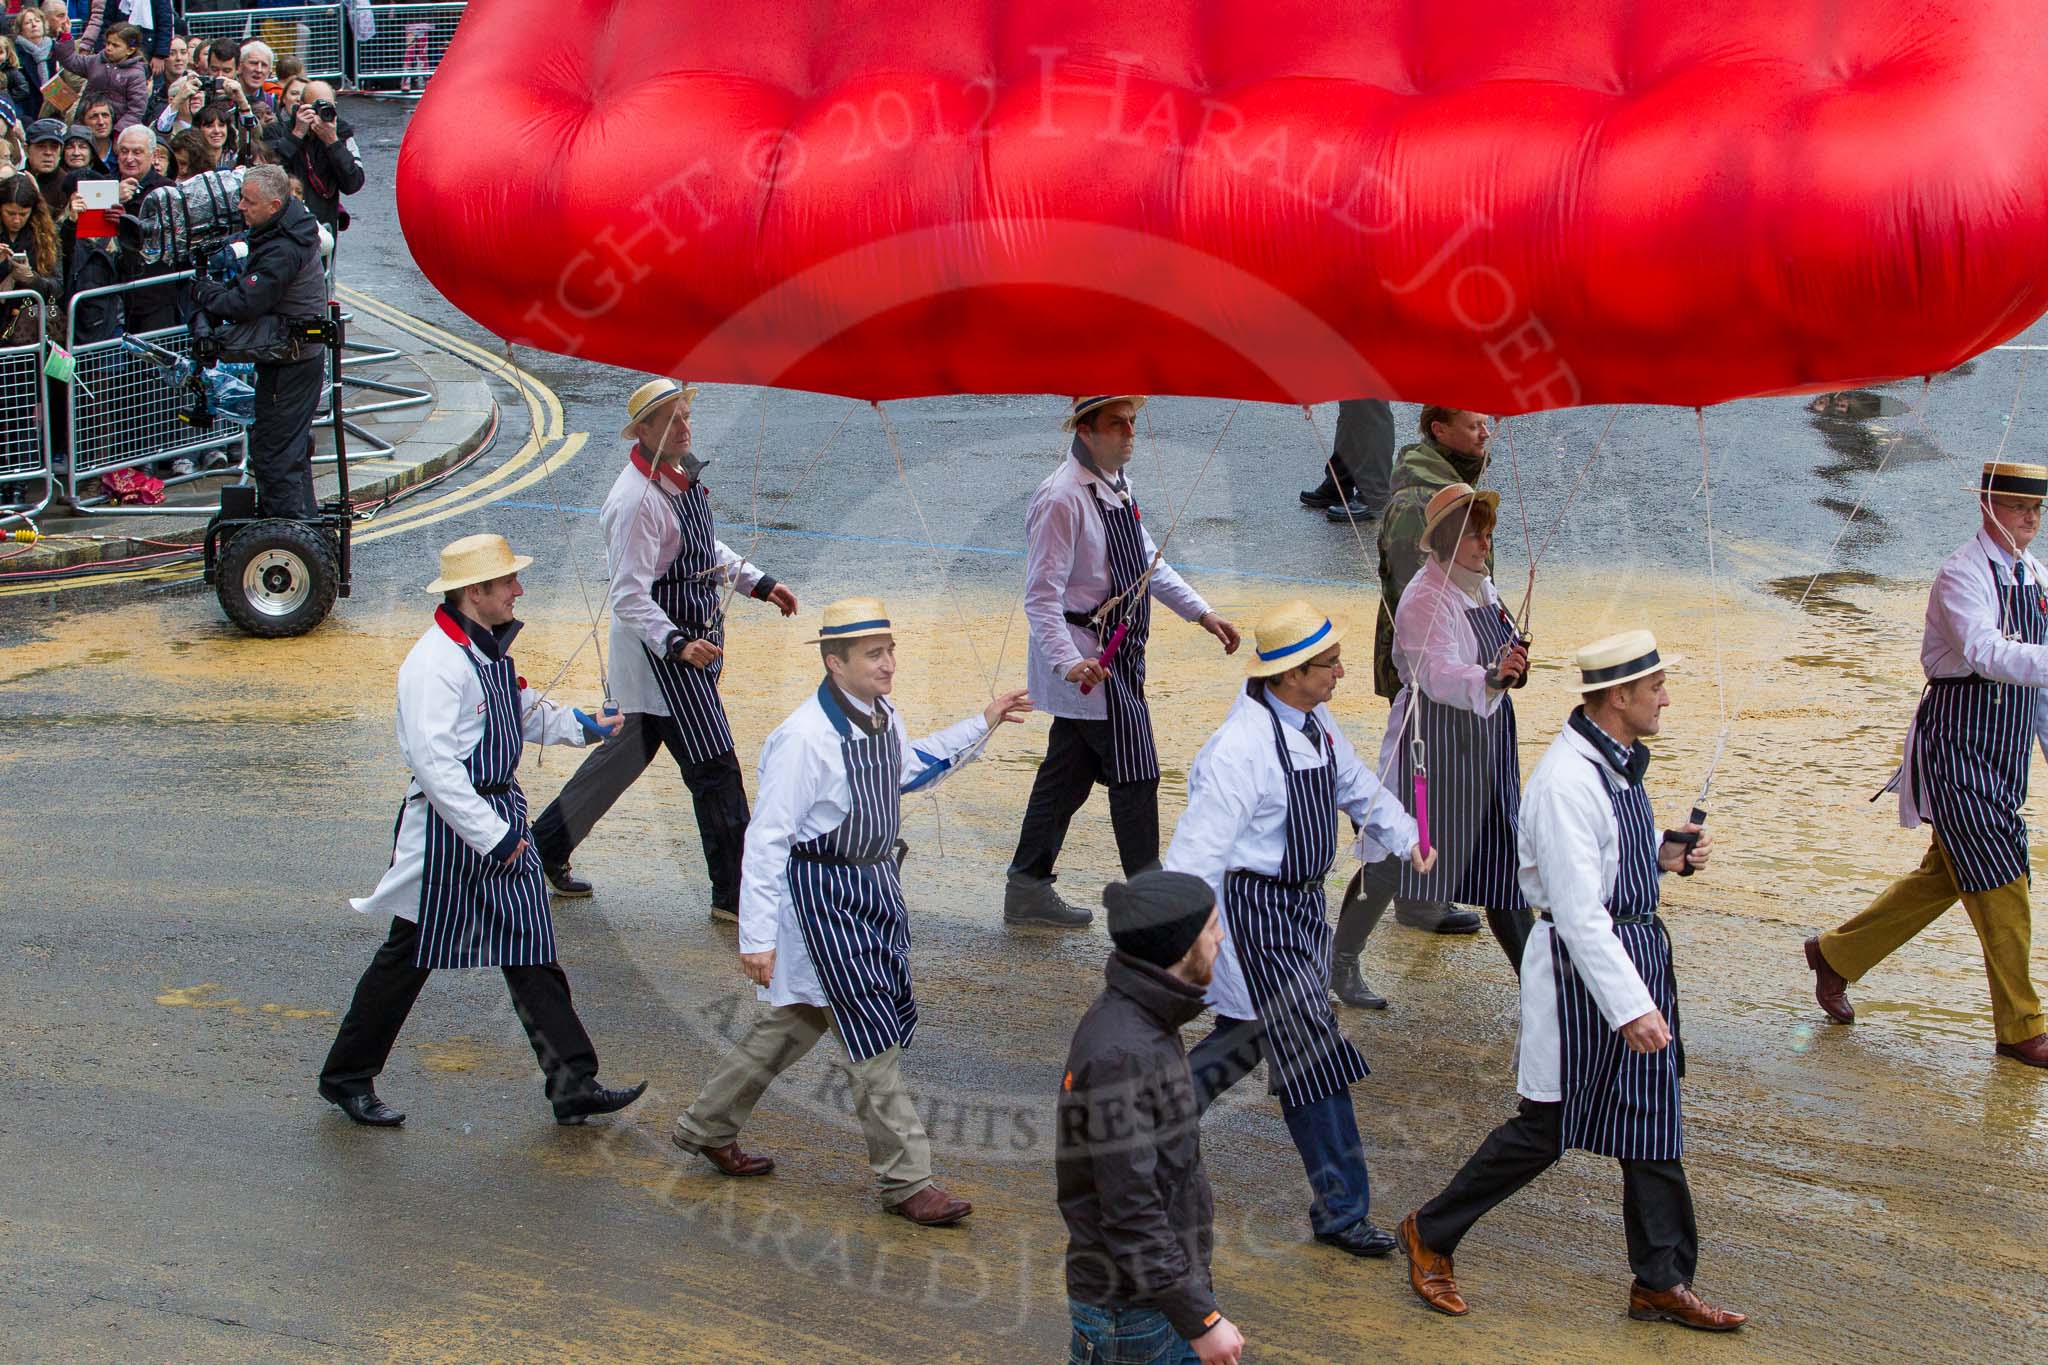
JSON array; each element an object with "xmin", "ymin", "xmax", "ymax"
[
  {"xmin": 1024, "ymin": 455, "xmax": 1211, "ymax": 721},
  {"xmin": 600, "ymin": 457, "xmax": 768, "ymax": 718},
  {"xmin": 1165, "ymin": 688, "xmax": 1420, "ymax": 1020},
  {"xmin": 1891, "ymin": 528, "xmax": 2048, "ymax": 827},
  {"xmin": 351, "ymin": 616, "xmax": 590, "ymax": 922},
  {"xmin": 740, "ymin": 687, "xmax": 991, "ymax": 1009},
  {"xmin": 1514, "ymin": 723, "xmax": 1663, "ymax": 1102}
]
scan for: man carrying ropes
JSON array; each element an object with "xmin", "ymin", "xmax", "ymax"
[
  {"xmin": 1371, "ymin": 406, "xmax": 1495, "ymax": 934},
  {"xmin": 1006, "ymin": 395, "xmax": 1241, "ymax": 928},
  {"xmin": 670, "ymin": 599, "xmax": 1032, "ymax": 1224},
  {"xmin": 319, "ymin": 535, "xmax": 646, "ymax": 1129},
  {"xmin": 1805, "ymin": 460, "xmax": 2048, "ymax": 1069},
  {"xmin": 1399, "ymin": 630, "xmax": 1743, "ymax": 1332},
  {"xmin": 528, "ymin": 379, "xmax": 798, "ymax": 915},
  {"xmin": 1165, "ymin": 600, "xmax": 1431, "ymax": 1259}
]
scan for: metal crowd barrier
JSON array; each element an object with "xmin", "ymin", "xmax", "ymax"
[
  {"xmin": 351, "ymin": 3, "xmax": 467, "ymax": 86},
  {"xmin": 186, "ymin": 4, "xmax": 350, "ymax": 83},
  {"xmin": 0, "ymin": 289, "xmax": 53, "ymax": 529},
  {"xmin": 63, "ymin": 273, "xmax": 251, "ymax": 518}
]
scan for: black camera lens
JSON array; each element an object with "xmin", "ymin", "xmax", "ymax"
[{"xmin": 313, "ymin": 100, "xmax": 337, "ymax": 121}]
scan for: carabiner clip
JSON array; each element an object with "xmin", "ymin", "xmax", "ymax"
[{"xmin": 1410, "ymin": 734, "xmax": 1427, "ymax": 775}]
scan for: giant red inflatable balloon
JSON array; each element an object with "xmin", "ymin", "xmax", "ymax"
[{"xmin": 399, "ymin": 1, "xmax": 2048, "ymax": 412}]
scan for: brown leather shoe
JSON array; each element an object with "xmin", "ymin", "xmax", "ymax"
[
  {"xmin": 887, "ymin": 1184, "xmax": 973, "ymax": 1226},
  {"xmin": 1627, "ymin": 1281, "xmax": 1746, "ymax": 1331},
  {"xmin": 1995, "ymin": 1034, "xmax": 2048, "ymax": 1068},
  {"xmin": 1805, "ymin": 936, "xmax": 1854, "ymax": 1024},
  {"xmin": 671, "ymin": 1131, "xmax": 775, "ymax": 1177},
  {"xmin": 1398, "ymin": 1213, "xmax": 1468, "ymax": 1316}
]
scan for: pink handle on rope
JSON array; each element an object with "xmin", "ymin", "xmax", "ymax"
[
  {"xmin": 1413, "ymin": 769, "xmax": 1433, "ymax": 860},
  {"xmin": 1078, "ymin": 622, "xmax": 1129, "ymax": 696}
]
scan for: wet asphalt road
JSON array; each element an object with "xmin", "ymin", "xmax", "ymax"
[{"xmin": 1, "ymin": 95, "xmax": 2045, "ymax": 1361}]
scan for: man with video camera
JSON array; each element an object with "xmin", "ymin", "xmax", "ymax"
[{"xmin": 187, "ymin": 164, "xmax": 327, "ymax": 520}]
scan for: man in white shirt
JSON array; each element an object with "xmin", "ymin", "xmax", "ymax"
[
  {"xmin": 670, "ymin": 598, "xmax": 1031, "ymax": 1224},
  {"xmin": 529, "ymin": 379, "xmax": 797, "ymax": 910},
  {"xmin": 1806, "ymin": 460, "xmax": 2048, "ymax": 1068},
  {"xmin": 1399, "ymin": 630, "xmax": 1744, "ymax": 1332},
  {"xmin": 1165, "ymin": 600, "xmax": 1428, "ymax": 1258},
  {"xmin": 319, "ymin": 535, "xmax": 644, "ymax": 1130},
  {"xmin": 1007, "ymin": 395, "xmax": 1240, "ymax": 927}
]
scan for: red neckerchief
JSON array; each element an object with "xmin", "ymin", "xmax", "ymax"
[
  {"xmin": 628, "ymin": 444, "xmax": 692, "ymax": 492},
  {"xmin": 433, "ymin": 604, "xmax": 469, "ymax": 644}
]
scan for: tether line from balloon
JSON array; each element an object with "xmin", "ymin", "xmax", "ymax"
[
  {"xmin": 1500, "ymin": 411, "xmax": 1617, "ymax": 642},
  {"xmin": 874, "ymin": 401, "xmax": 1001, "ymax": 696}
]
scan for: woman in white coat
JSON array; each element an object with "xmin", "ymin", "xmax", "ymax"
[{"xmin": 1331, "ymin": 484, "xmax": 1530, "ymax": 1008}]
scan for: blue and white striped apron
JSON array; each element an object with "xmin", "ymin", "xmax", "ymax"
[
  {"xmin": 1913, "ymin": 558, "xmax": 2048, "ymax": 893},
  {"xmin": 1224, "ymin": 694, "xmax": 1371, "ymax": 1109},
  {"xmin": 1091, "ymin": 491, "xmax": 1159, "ymax": 785},
  {"xmin": 1394, "ymin": 600, "xmax": 1527, "ymax": 911},
  {"xmin": 1551, "ymin": 760, "xmax": 1683, "ymax": 1161},
  {"xmin": 643, "ymin": 478, "xmax": 736, "ymax": 764},
  {"xmin": 787, "ymin": 684, "xmax": 917, "ymax": 1063},
  {"xmin": 414, "ymin": 630, "xmax": 556, "ymax": 969}
]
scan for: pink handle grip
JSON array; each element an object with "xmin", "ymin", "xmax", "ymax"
[
  {"xmin": 1413, "ymin": 770, "xmax": 1433, "ymax": 860},
  {"xmin": 1078, "ymin": 622, "xmax": 1129, "ymax": 696}
]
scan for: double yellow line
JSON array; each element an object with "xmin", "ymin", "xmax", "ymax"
[{"xmin": 0, "ymin": 291, "xmax": 590, "ymax": 597}]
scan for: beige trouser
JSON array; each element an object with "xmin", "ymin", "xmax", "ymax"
[
  {"xmin": 1821, "ymin": 832, "xmax": 2045, "ymax": 1044},
  {"xmin": 673, "ymin": 1003, "xmax": 933, "ymax": 1202}
]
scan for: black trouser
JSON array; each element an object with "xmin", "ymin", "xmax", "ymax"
[
  {"xmin": 250, "ymin": 355, "xmax": 324, "ymax": 519},
  {"xmin": 320, "ymin": 915, "xmax": 599, "ymax": 1106},
  {"xmin": 1321, "ymin": 399, "xmax": 1394, "ymax": 505},
  {"xmin": 1007, "ymin": 716, "xmax": 1159, "ymax": 880},
  {"xmin": 1415, "ymin": 1097, "xmax": 1699, "ymax": 1291},
  {"xmin": 1332, "ymin": 858, "xmax": 1534, "ymax": 975},
  {"xmin": 530, "ymin": 712, "xmax": 750, "ymax": 909}
]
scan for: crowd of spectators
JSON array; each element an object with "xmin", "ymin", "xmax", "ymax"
[{"xmin": 1, "ymin": 0, "xmax": 371, "ymax": 498}]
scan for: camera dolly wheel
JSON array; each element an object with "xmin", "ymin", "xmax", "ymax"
[{"xmin": 214, "ymin": 517, "xmax": 340, "ymax": 638}]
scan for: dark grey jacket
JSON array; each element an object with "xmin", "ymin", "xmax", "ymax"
[{"xmin": 1056, "ymin": 951, "xmax": 1218, "ymax": 1342}]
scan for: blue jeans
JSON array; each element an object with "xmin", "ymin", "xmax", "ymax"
[{"xmin": 1067, "ymin": 1301, "xmax": 1199, "ymax": 1364}]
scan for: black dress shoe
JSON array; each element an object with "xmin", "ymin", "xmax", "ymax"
[
  {"xmin": 1316, "ymin": 1220, "xmax": 1398, "ymax": 1258},
  {"xmin": 1003, "ymin": 874, "xmax": 1093, "ymax": 928},
  {"xmin": 1325, "ymin": 497, "xmax": 1379, "ymax": 523},
  {"xmin": 1300, "ymin": 480, "xmax": 1343, "ymax": 509},
  {"xmin": 1329, "ymin": 951, "xmax": 1388, "ymax": 1009},
  {"xmin": 321, "ymin": 1085, "xmax": 405, "ymax": 1127},
  {"xmin": 545, "ymin": 863, "xmax": 593, "ymax": 898},
  {"xmin": 1395, "ymin": 899, "xmax": 1482, "ymax": 934},
  {"xmin": 554, "ymin": 1079, "xmax": 648, "ymax": 1125}
]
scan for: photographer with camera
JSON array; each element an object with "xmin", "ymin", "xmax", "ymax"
[
  {"xmin": 271, "ymin": 84, "xmax": 360, "ymax": 230},
  {"xmin": 187, "ymin": 164, "xmax": 327, "ymax": 520}
]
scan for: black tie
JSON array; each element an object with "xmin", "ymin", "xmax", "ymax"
[{"xmin": 1300, "ymin": 713, "xmax": 1322, "ymax": 751}]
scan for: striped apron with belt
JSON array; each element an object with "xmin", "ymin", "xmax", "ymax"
[
  {"xmin": 786, "ymin": 685, "xmax": 917, "ymax": 1063},
  {"xmin": 1071, "ymin": 488, "xmax": 1159, "ymax": 785},
  {"xmin": 1394, "ymin": 599, "xmax": 1528, "ymax": 911},
  {"xmin": 414, "ymin": 632, "xmax": 556, "ymax": 969},
  {"xmin": 1913, "ymin": 559, "xmax": 2048, "ymax": 893},
  {"xmin": 1550, "ymin": 758, "xmax": 1683, "ymax": 1161},
  {"xmin": 643, "ymin": 479, "xmax": 736, "ymax": 764},
  {"xmin": 1223, "ymin": 696, "xmax": 1370, "ymax": 1109}
]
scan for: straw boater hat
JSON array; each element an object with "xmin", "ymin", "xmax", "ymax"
[
  {"xmin": 620, "ymin": 378, "xmax": 697, "ymax": 438},
  {"xmin": 1968, "ymin": 460, "xmax": 2048, "ymax": 501},
  {"xmin": 1246, "ymin": 599, "xmax": 1349, "ymax": 678},
  {"xmin": 426, "ymin": 533, "xmax": 533, "ymax": 593},
  {"xmin": 1570, "ymin": 628, "xmax": 1681, "ymax": 693},
  {"xmin": 811, "ymin": 596, "xmax": 895, "ymax": 644},
  {"xmin": 1418, "ymin": 482, "xmax": 1501, "ymax": 546},
  {"xmin": 1061, "ymin": 395, "xmax": 1148, "ymax": 431}
]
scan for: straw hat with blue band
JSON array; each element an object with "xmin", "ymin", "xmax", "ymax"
[
  {"xmin": 1247, "ymin": 599, "xmax": 1349, "ymax": 678},
  {"xmin": 1061, "ymin": 395, "xmax": 1148, "ymax": 431},
  {"xmin": 621, "ymin": 377, "xmax": 697, "ymax": 438},
  {"xmin": 811, "ymin": 596, "xmax": 895, "ymax": 643},
  {"xmin": 1569, "ymin": 628, "xmax": 1682, "ymax": 693},
  {"xmin": 1968, "ymin": 460, "xmax": 2048, "ymax": 500}
]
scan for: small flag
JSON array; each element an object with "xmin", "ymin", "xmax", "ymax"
[{"xmin": 42, "ymin": 345, "xmax": 95, "ymax": 399}]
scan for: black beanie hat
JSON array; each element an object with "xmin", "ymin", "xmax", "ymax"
[{"xmin": 1103, "ymin": 870, "xmax": 1215, "ymax": 969}]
